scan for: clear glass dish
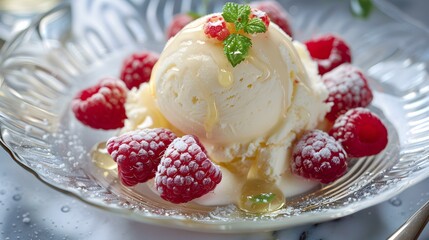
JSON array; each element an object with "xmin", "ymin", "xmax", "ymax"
[{"xmin": 0, "ymin": 0, "xmax": 428, "ymax": 233}]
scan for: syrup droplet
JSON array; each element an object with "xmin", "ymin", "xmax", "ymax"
[
  {"xmin": 218, "ymin": 68, "xmax": 233, "ymax": 88},
  {"xmin": 238, "ymin": 179, "xmax": 285, "ymax": 213},
  {"xmin": 248, "ymin": 56, "xmax": 271, "ymax": 81},
  {"xmin": 91, "ymin": 142, "xmax": 117, "ymax": 170},
  {"xmin": 204, "ymin": 97, "xmax": 219, "ymax": 138}
]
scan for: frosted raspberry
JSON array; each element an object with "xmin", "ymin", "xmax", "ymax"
[
  {"xmin": 106, "ymin": 128, "xmax": 177, "ymax": 186},
  {"xmin": 292, "ymin": 130, "xmax": 348, "ymax": 184},
  {"xmin": 330, "ymin": 108, "xmax": 388, "ymax": 158},
  {"xmin": 166, "ymin": 13, "xmax": 195, "ymax": 39},
  {"xmin": 250, "ymin": 1, "xmax": 293, "ymax": 37},
  {"xmin": 305, "ymin": 34, "xmax": 352, "ymax": 75},
  {"xmin": 71, "ymin": 77, "xmax": 128, "ymax": 130},
  {"xmin": 203, "ymin": 15, "xmax": 230, "ymax": 41},
  {"xmin": 323, "ymin": 63, "xmax": 373, "ymax": 121},
  {"xmin": 120, "ymin": 51, "xmax": 159, "ymax": 90},
  {"xmin": 250, "ymin": 8, "xmax": 270, "ymax": 28},
  {"xmin": 155, "ymin": 135, "xmax": 222, "ymax": 203}
]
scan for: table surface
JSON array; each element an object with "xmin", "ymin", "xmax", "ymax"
[{"xmin": 1, "ymin": 1, "xmax": 429, "ymax": 239}]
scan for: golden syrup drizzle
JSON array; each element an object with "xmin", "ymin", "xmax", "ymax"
[
  {"xmin": 91, "ymin": 142, "xmax": 117, "ymax": 170},
  {"xmin": 238, "ymin": 178, "xmax": 285, "ymax": 213},
  {"xmin": 218, "ymin": 68, "xmax": 233, "ymax": 88},
  {"xmin": 204, "ymin": 97, "xmax": 219, "ymax": 139},
  {"xmin": 248, "ymin": 56, "xmax": 271, "ymax": 81}
]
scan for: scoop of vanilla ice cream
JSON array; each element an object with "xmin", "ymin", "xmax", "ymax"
[
  {"xmin": 125, "ymin": 15, "xmax": 330, "ymax": 204},
  {"xmin": 122, "ymin": 83, "xmax": 182, "ymax": 134},
  {"xmin": 150, "ymin": 16, "xmax": 315, "ymax": 146}
]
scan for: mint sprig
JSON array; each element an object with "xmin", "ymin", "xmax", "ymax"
[
  {"xmin": 222, "ymin": 2, "xmax": 240, "ymax": 23},
  {"xmin": 350, "ymin": 0, "xmax": 373, "ymax": 18},
  {"xmin": 245, "ymin": 18, "xmax": 267, "ymax": 34},
  {"xmin": 224, "ymin": 34, "xmax": 252, "ymax": 67},
  {"xmin": 221, "ymin": 2, "xmax": 267, "ymax": 67}
]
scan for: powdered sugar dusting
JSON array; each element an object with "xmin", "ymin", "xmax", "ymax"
[
  {"xmin": 292, "ymin": 130, "xmax": 347, "ymax": 184},
  {"xmin": 323, "ymin": 63, "xmax": 373, "ymax": 120},
  {"xmin": 155, "ymin": 135, "xmax": 222, "ymax": 203}
]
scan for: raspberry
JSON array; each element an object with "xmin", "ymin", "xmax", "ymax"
[
  {"xmin": 250, "ymin": 8, "xmax": 270, "ymax": 28},
  {"xmin": 166, "ymin": 13, "xmax": 195, "ymax": 39},
  {"xmin": 329, "ymin": 108, "xmax": 388, "ymax": 158},
  {"xmin": 119, "ymin": 51, "xmax": 159, "ymax": 90},
  {"xmin": 106, "ymin": 128, "xmax": 177, "ymax": 186},
  {"xmin": 155, "ymin": 135, "xmax": 222, "ymax": 203},
  {"xmin": 71, "ymin": 78, "xmax": 128, "ymax": 130},
  {"xmin": 305, "ymin": 34, "xmax": 352, "ymax": 75},
  {"xmin": 292, "ymin": 130, "xmax": 348, "ymax": 184},
  {"xmin": 203, "ymin": 15, "xmax": 230, "ymax": 41},
  {"xmin": 323, "ymin": 63, "xmax": 373, "ymax": 121},
  {"xmin": 250, "ymin": 1, "xmax": 293, "ymax": 37}
]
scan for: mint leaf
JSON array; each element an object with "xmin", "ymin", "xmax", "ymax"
[
  {"xmin": 350, "ymin": 0, "xmax": 373, "ymax": 18},
  {"xmin": 222, "ymin": 2, "xmax": 239, "ymax": 23},
  {"xmin": 223, "ymin": 34, "xmax": 252, "ymax": 67},
  {"xmin": 235, "ymin": 4, "xmax": 251, "ymax": 31},
  {"xmin": 245, "ymin": 18, "xmax": 266, "ymax": 34},
  {"xmin": 249, "ymin": 193, "xmax": 276, "ymax": 204}
]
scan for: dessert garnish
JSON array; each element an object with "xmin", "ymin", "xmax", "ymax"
[
  {"xmin": 166, "ymin": 13, "xmax": 197, "ymax": 39},
  {"xmin": 71, "ymin": 77, "xmax": 128, "ymax": 130},
  {"xmin": 305, "ymin": 34, "xmax": 352, "ymax": 75},
  {"xmin": 350, "ymin": 0, "xmax": 373, "ymax": 18},
  {"xmin": 106, "ymin": 128, "xmax": 177, "ymax": 186},
  {"xmin": 292, "ymin": 130, "xmax": 348, "ymax": 184},
  {"xmin": 250, "ymin": 1, "xmax": 293, "ymax": 37},
  {"xmin": 203, "ymin": 15, "xmax": 231, "ymax": 41},
  {"xmin": 330, "ymin": 107, "xmax": 388, "ymax": 158},
  {"xmin": 203, "ymin": 2, "xmax": 268, "ymax": 67},
  {"xmin": 323, "ymin": 63, "xmax": 373, "ymax": 121},
  {"xmin": 119, "ymin": 51, "xmax": 159, "ymax": 90},
  {"xmin": 155, "ymin": 135, "xmax": 222, "ymax": 203}
]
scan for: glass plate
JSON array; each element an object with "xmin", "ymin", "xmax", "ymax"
[{"xmin": 0, "ymin": 0, "xmax": 428, "ymax": 233}]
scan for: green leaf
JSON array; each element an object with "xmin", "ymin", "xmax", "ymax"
[
  {"xmin": 235, "ymin": 4, "xmax": 251, "ymax": 31},
  {"xmin": 248, "ymin": 193, "xmax": 276, "ymax": 204},
  {"xmin": 245, "ymin": 18, "xmax": 266, "ymax": 34},
  {"xmin": 350, "ymin": 0, "xmax": 373, "ymax": 18},
  {"xmin": 222, "ymin": 2, "xmax": 239, "ymax": 23},
  {"xmin": 223, "ymin": 34, "xmax": 252, "ymax": 67},
  {"xmin": 186, "ymin": 11, "xmax": 201, "ymax": 20}
]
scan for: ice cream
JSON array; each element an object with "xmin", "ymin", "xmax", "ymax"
[{"xmin": 123, "ymin": 14, "xmax": 330, "ymax": 205}]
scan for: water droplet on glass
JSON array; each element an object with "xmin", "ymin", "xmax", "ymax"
[
  {"xmin": 389, "ymin": 197, "xmax": 402, "ymax": 207},
  {"xmin": 0, "ymin": 190, "xmax": 5, "ymax": 195},
  {"xmin": 22, "ymin": 213, "xmax": 31, "ymax": 224},
  {"xmin": 22, "ymin": 218, "xmax": 31, "ymax": 224},
  {"xmin": 61, "ymin": 206, "xmax": 70, "ymax": 213},
  {"xmin": 12, "ymin": 194, "xmax": 21, "ymax": 201}
]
